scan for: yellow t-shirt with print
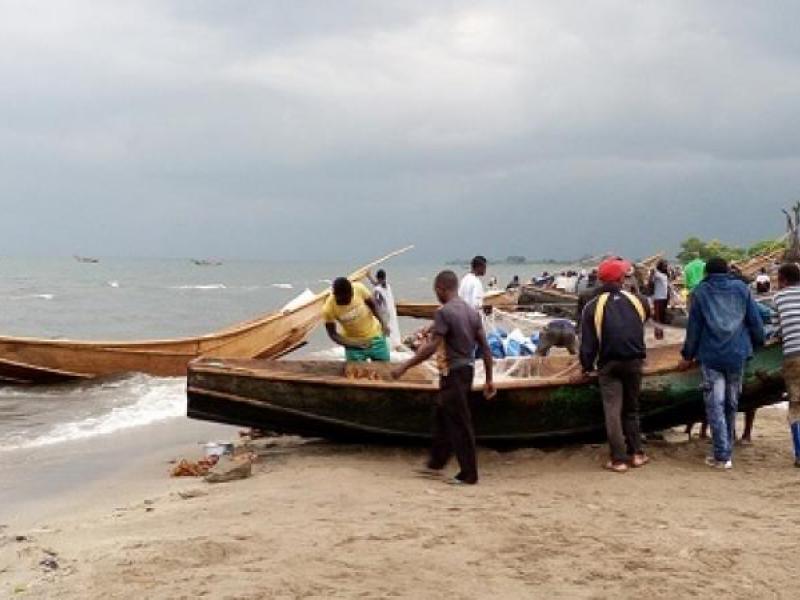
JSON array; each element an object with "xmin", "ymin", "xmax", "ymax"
[{"xmin": 322, "ymin": 282, "xmax": 382, "ymax": 342}]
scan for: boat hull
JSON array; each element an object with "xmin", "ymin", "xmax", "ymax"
[{"xmin": 187, "ymin": 344, "xmax": 784, "ymax": 448}]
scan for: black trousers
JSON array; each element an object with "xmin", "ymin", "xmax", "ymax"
[
  {"xmin": 598, "ymin": 359, "xmax": 644, "ymax": 463},
  {"xmin": 428, "ymin": 366, "xmax": 478, "ymax": 484},
  {"xmin": 652, "ymin": 299, "xmax": 669, "ymax": 324}
]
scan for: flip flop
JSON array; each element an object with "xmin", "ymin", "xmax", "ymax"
[{"xmin": 604, "ymin": 461, "xmax": 629, "ymax": 473}]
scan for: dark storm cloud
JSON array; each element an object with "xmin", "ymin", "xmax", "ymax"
[{"xmin": 0, "ymin": 1, "xmax": 798, "ymax": 260}]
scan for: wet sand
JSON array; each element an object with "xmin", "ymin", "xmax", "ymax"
[{"xmin": 2, "ymin": 408, "xmax": 799, "ymax": 599}]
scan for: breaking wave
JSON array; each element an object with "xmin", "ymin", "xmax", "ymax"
[
  {"xmin": 1, "ymin": 377, "xmax": 186, "ymax": 451},
  {"xmin": 171, "ymin": 284, "xmax": 227, "ymax": 290}
]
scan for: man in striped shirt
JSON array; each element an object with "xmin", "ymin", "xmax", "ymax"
[{"xmin": 773, "ymin": 263, "xmax": 800, "ymax": 467}]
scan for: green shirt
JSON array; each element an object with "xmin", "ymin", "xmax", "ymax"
[{"xmin": 684, "ymin": 258, "xmax": 706, "ymax": 292}]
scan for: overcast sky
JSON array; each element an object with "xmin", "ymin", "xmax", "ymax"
[{"xmin": 0, "ymin": 1, "xmax": 797, "ymax": 261}]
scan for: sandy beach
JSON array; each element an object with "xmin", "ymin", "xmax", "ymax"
[{"xmin": 2, "ymin": 407, "xmax": 798, "ymax": 600}]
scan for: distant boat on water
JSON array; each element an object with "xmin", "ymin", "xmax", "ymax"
[
  {"xmin": 191, "ymin": 259, "xmax": 223, "ymax": 267},
  {"xmin": 73, "ymin": 255, "xmax": 99, "ymax": 264}
]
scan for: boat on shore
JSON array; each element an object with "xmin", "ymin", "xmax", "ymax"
[
  {"xmin": 0, "ymin": 248, "xmax": 412, "ymax": 384},
  {"xmin": 396, "ymin": 290, "xmax": 518, "ymax": 320},
  {"xmin": 186, "ymin": 343, "xmax": 783, "ymax": 448}
]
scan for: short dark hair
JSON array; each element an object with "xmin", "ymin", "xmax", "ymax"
[
  {"xmin": 705, "ymin": 257, "xmax": 729, "ymax": 275},
  {"xmin": 332, "ymin": 277, "xmax": 352, "ymax": 296},
  {"xmin": 471, "ymin": 256, "xmax": 487, "ymax": 269},
  {"xmin": 779, "ymin": 263, "xmax": 800, "ymax": 285},
  {"xmin": 434, "ymin": 270, "xmax": 459, "ymax": 291},
  {"xmin": 376, "ymin": 269, "xmax": 386, "ymax": 280}
]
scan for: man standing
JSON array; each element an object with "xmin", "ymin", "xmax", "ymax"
[
  {"xmin": 652, "ymin": 260, "xmax": 671, "ymax": 324},
  {"xmin": 459, "ymin": 255, "xmax": 487, "ymax": 311},
  {"xmin": 580, "ymin": 258, "xmax": 651, "ymax": 473},
  {"xmin": 323, "ymin": 278, "xmax": 390, "ymax": 362},
  {"xmin": 684, "ymin": 257, "xmax": 706, "ymax": 295},
  {"xmin": 392, "ymin": 271, "xmax": 495, "ymax": 485},
  {"xmin": 368, "ymin": 269, "xmax": 402, "ymax": 349},
  {"xmin": 680, "ymin": 257, "xmax": 765, "ymax": 469},
  {"xmin": 771, "ymin": 263, "xmax": 800, "ymax": 467}
]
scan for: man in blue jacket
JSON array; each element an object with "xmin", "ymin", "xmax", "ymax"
[{"xmin": 679, "ymin": 257, "xmax": 765, "ymax": 469}]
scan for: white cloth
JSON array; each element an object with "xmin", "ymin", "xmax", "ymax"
[
  {"xmin": 373, "ymin": 283, "xmax": 402, "ymax": 348},
  {"xmin": 755, "ymin": 274, "xmax": 770, "ymax": 285},
  {"xmin": 458, "ymin": 273, "xmax": 484, "ymax": 310}
]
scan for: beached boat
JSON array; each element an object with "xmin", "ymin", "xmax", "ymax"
[
  {"xmin": 186, "ymin": 343, "xmax": 783, "ymax": 447},
  {"xmin": 396, "ymin": 290, "xmax": 518, "ymax": 320},
  {"xmin": 517, "ymin": 285, "xmax": 578, "ymax": 307},
  {"xmin": 0, "ymin": 248, "xmax": 412, "ymax": 384}
]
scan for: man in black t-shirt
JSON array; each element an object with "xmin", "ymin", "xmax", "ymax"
[{"xmin": 392, "ymin": 270, "xmax": 495, "ymax": 485}]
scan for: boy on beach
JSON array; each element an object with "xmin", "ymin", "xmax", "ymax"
[
  {"xmin": 772, "ymin": 263, "xmax": 800, "ymax": 467},
  {"xmin": 392, "ymin": 270, "xmax": 495, "ymax": 485},
  {"xmin": 323, "ymin": 278, "xmax": 390, "ymax": 362}
]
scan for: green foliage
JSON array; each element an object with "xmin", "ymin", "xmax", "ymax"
[
  {"xmin": 677, "ymin": 236, "xmax": 783, "ymax": 264},
  {"xmin": 746, "ymin": 238, "xmax": 785, "ymax": 258}
]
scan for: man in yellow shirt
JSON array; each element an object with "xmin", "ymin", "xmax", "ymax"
[{"xmin": 323, "ymin": 278, "xmax": 390, "ymax": 361}]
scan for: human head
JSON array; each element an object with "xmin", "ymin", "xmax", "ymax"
[
  {"xmin": 656, "ymin": 259, "xmax": 669, "ymax": 274},
  {"xmin": 598, "ymin": 258, "xmax": 631, "ymax": 284},
  {"xmin": 376, "ymin": 269, "xmax": 387, "ymax": 284},
  {"xmin": 471, "ymin": 255, "xmax": 487, "ymax": 276},
  {"xmin": 760, "ymin": 267, "xmax": 767, "ymax": 275},
  {"xmin": 705, "ymin": 257, "xmax": 729, "ymax": 276},
  {"xmin": 778, "ymin": 263, "xmax": 800, "ymax": 288},
  {"xmin": 332, "ymin": 277, "xmax": 353, "ymax": 305},
  {"xmin": 434, "ymin": 270, "xmax": 459, "ymax": 303}
]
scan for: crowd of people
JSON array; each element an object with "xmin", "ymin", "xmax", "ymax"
[{"xmin": 319, "ymin": 252, "xmax": 793, "ymax": 485}]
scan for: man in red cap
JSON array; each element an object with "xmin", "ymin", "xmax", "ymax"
[{"xmin": 580, "ymin": 258, "xmax": 651, "ymax": 473}]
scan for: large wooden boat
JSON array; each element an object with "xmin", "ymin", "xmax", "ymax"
[
  {"xmin": 396, "ymin": 290, "xmax": 518, "ymax": 320},
  {"xmin": 0, "ymin": 248, "xmax": 411, "ymax": 384},
  {"xmin": 186, "ymin": 343, "xmax": 783, "ymax": 448}
]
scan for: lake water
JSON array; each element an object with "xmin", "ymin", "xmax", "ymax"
[{"xmin": 0, "ymin": 256, "xmax": 565, "ymax": 451}]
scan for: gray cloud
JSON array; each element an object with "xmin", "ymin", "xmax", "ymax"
[{"xmin": 0, "ymin": 1, "xmax": 797, "ymax": 260}]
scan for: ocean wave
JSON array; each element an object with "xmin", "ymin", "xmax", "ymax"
[
  {"xmin": 108, "ymin": 280, "xmax": 120, "ymax": 288},
  {"xmin": 171, "ymin": 284, "xmax": 227, "ymax": 290},
  {"xmin": 272, "ymin": 283, "xmax": 294, "ymax": 289},
  {"xmin": 2, "ymin": 377, "xmax": 186, "ymax": 451}
]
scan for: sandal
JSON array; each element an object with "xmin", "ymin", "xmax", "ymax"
[
  {"xmin": 631, "ymin": 454, "xmax": 650, "ymax": 468},
  {"xmin": 604, "ymin": 461, "xmax": 629, "ymax": 473}
]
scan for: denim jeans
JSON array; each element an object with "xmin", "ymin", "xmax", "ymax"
[
  {"xmin": 791, "ymin": 421, "xmax": 800, "ymax": 460},
  {"xmin": 701, "ymin": 366, "xmax": 743, "ymax": 462}
]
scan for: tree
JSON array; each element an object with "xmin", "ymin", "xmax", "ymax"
[{"xmin": 676, "ymin": 237, "xmax": 746, "ymax": 264}]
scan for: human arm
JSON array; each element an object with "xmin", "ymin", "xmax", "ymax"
[
  {"xmin": 391, "ymin": 335, "xmax": 440, "ymax": 379},
  {"xmin": 681, "ymin": 292, "xmax": 704, "ymax": 363},
  {"xmin": 578, "ymin": 300, "xmax": 599, "ymax": 374},
  {"xmin": 325, "ymin": 322, "xmax": 370, "ymax": 350},
  {"xmin": 744, "ymin": 292, "xmax": 765, "ymax": 349},
  {"xmin": 475, "ymin": 323, "xmax": 496, "ymax": 399},
  {"xmin": 366, "ymin": 271, "xmax": 378, "ymax": 286},
  {"xmin": 364, "ymin": 296, "xmax": 390, "ymax": 336}
]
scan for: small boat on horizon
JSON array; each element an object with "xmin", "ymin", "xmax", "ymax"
[
  {"xmin": 73, "ymin": 255, "xmax": 99, "ymax": 264},
  {"xmin": 191, "ymin": 258, "xmax": 223, "ymax": 267}
]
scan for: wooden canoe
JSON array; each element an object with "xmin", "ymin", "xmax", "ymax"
[
  {"xmin": 396, "ymin": 290, "xmax": 518, "ymax": 320},
  {"xmin": 0, "ymin": 247, "xmax": 412, "ymax": 384},
  {"xmin": 186, "ymin": 343, "xmax": 783, "ymax": 448}
]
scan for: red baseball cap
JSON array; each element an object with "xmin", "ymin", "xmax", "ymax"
[{"xmin": 598, "ymin": 258, "xmax": 631, "ymax": 283}]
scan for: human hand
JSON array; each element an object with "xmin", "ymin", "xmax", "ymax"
[
  {"xmin": 677, "ymin": 359, "xmax": 694, "ymax": 371},
  {"xmin": 483, "ymin": 382, "xmax": 497, "ymax": 400},
  {"xmin": 391, "ymin": 365, "xmax": 406, "ymax": 380}
]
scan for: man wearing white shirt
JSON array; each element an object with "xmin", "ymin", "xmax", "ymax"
[{"xmin": 459, "ymin": 256, "xmax": 487, "ymax": 311}]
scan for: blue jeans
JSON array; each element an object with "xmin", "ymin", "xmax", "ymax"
[
  {"xmin": 701, "ymin": 366, "xmax": 743, "ymax": 462},
  {"xmin": 791, "ymin": 421, "xmax": 800, "ymax": 460}
]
